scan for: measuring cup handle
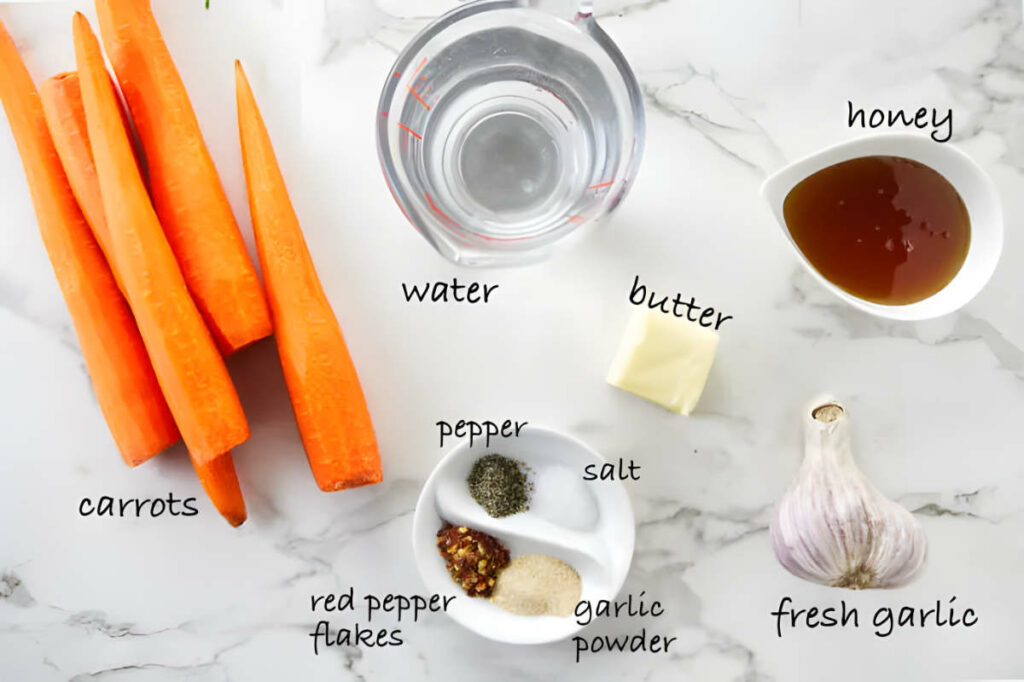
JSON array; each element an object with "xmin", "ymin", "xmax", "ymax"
[{"xmin": 529, "ymin": 0, "xmax": 594, "ymax": 21}]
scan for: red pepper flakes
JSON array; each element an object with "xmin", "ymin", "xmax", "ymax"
[{"xmin": 436, "ymin": 521, "xmax": 510, "ymax": 597}]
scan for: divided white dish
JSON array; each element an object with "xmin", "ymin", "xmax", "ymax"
[
  {"xmin": 412, "ymin": 426, "xmax": 635, "ymax": 644},
  {"xmin": 761, "ymin": 133, "xmax": 1003, "ymax": 321}
]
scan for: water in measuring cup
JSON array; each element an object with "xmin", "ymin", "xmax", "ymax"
[
  {"xmin": 406, "ymin": 23, "xmax": 621, "ymax": 240},
  {"xmin": 459, "ymin": 111, "xmax": 560, "ymax": 214}
]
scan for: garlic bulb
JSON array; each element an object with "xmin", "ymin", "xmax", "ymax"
[{"xmin": 770, "ymin": 397, "xmax": 927, "ymax": 589}]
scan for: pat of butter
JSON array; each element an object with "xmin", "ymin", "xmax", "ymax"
[{"xmin": 606, "ymin": 308, "xmax": 719, "ymax": 415}]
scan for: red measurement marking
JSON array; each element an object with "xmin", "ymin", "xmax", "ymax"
[
  {"xmin": 396, "ymin": 122, "xmax": 422, "ymax": 140},
  {"xmin": 421, "ymin": 74, "xmax": 426, "ymax": 81},
  {"xmin": 380, "ymin": 111, "xmax": 389, "ymax": 117},
  {"xmin": 411, "ymin": 57, "xmax": 427, "ymax": 79},
  {"xmin": 408, "ymin": 85, "xmax": 431, "ymax": 110},
  {"xmin": 393, "ymin": 71, "xmax": 402, "ymax": 78},
  {"xmin": 425, "ymin": 193, "xmax": 459, "ymax": 227},
  {"xmin": 568, "ymin": 214, "xmax": 587, "ymax": 224},
  {"xmin": 588, "ymin": 180, "xmax": 614, "ymax": 189}
]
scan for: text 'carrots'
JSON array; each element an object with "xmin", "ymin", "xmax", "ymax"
[
  {"xmin": 235, "ymin": 61, "xmax": 382, "ymax": 492},
  {"xmin": 73, "ymin": 13, "xmax": 249, "ymax": 464},
  {"xmin": 95, "ymin": 0, "xmax": 271, "ymax": 355},
  {"xmin": 0, "ymin": 19, "xmax": 179, "ymax": 466}
]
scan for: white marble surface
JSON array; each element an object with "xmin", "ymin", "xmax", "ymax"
[{"xmin": 1, "ymin": 0, "xmax": 1023, "ymax": 680}]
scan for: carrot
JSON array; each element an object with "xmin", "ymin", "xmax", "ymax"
[
  {"xmin": 0, "ymin": 19, "xmax": 178, "ymax": 466},
  {"xmin": 39, "ymin": 62, "xmax": 246, "ymax": 525},
  {"xmin": 94, "ymin": 0, "xmax": 271, "ymax": 355},
  {"xmin": 73, "ymin": 13, "xmax": 249, "ymax": 464},
  {"xmin": 39, "ymin": 71, "xmax": 123, "ymax": 282},
  {"xmin": 194, "ymin": 452, "xmax": 247, "ymax": 527},
  {"xmin": 235, "ymin": 62, "xmax": 382, "ymax": 492}
]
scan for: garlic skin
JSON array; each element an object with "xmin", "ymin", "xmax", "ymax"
[{"xmin": 770, "ymin": 397, "xmax": 927, "ymax": 589}]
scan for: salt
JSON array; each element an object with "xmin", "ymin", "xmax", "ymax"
[{"xmin": 531, "ymin": 465, "xmax": 599, "ymax": 531}]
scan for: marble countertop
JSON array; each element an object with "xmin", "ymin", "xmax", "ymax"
[{"xmin": 1, "ymin": 0, "xmax": 1023, "ymax": 680}]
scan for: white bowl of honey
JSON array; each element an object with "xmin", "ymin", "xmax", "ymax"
[{"xmin": 761, "ymin": 133, "xmax": 1003, "ymax": 321}]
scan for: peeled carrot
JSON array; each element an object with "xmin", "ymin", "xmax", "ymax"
[
  {"xmin": 94, "ymin": 0, "xmax": 271, "ymax": 355},
  {"xmin": 73, "ymin": 13, "xmax": 249, "ymax": 464},
  {"xmin": 0, "ymin": 19, "xmax": 178, "ymax": 466},
  {"xmin": 39, "ymin": 71, "xmax": 121, "ymax": 281},
  {"xmin": 235, "ymin": 62, "xmax": 382, "ymax": 492},
  {"xmin": 38, "ymin": 63, "xmax": 246, "ymax": 525},
  {"xmin": 194, "ymin": 452, "xmax": 247, "ymax": 527}
]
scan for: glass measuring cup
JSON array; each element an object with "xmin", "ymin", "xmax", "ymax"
[{"xmin": 376, "ymin": 0, "xmax": 645, "ymax": 266}]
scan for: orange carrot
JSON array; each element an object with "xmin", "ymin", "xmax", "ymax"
[
  {"xmin": 38, "ymin": 65, "xmax": 246, "ymax": 525},
  {"xmin": 0, "ymin": 19, "xmax": 178, "ymax": 466},
  {"xmin": 235, "ymin": 62, "xmax": 382, "ymax": 492},
  {"xmin": 94, "ymin": 0, "xmax": 271, "ymax": 355},
  {"xmin": 194, "ymin": 452, "xmax": 247, "ymax": 527},
  {"xmin": 73, "ymin": 13, "xmax": 249, "ymax": 464},
  {"xmin": 39, "ymin": 71, "xmax": 121, "ymax": 280}
]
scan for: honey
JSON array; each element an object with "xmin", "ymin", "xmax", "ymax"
[{"xmin": 783, "ymin": 155, "xmax": 970, "ymax": 305}]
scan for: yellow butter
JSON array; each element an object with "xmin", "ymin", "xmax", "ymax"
[{"xmin": 606, "ymin": 308, "xmax": 719, "ymax": 415}]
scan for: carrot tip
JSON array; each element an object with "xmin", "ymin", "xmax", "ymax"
[{"xmin": 316, "ymin": 470, "xmax": 384, "ymax": 492}]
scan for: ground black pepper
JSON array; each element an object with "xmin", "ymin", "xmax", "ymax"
[{"xmin": 467, "ymin": 454, "xmax": 533, "ymax": 517}]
